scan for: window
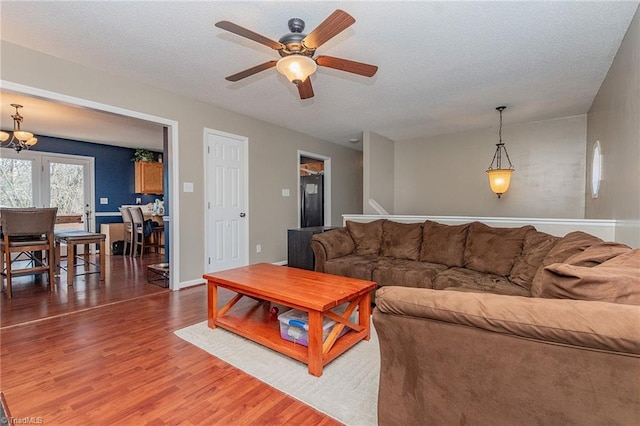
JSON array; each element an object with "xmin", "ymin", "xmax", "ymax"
[
  {"xmin": 0, "ymin": 148, "xmax": 94, "ymax": 230},
  {"xmin": 0, "ymin": 155, "xmax": 34, "ymax": 207}
]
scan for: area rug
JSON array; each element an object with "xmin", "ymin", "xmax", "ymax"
[{"xmin": 174, "ymin": 320, "xmax": 379, "ymax": 426}]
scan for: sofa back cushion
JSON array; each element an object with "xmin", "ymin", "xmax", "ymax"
[
  {"xmin": 420, "ymin": 221, "xmax": 469, "ymax": 267},
  {"xmin": 346, "ymin": 219, "xmax": 385, "ymax": 255},
  {"xmin": 509, "ymin": 231, "xmax": 559, "ymax": 290},
  {"xmin": 531, "ymin": 231, "xmax": 603, "ymax": 297},
  {"xmin": 313, "ymin": 227, "xmax": 356, "ymax": 260},
  {"xmin": 463, "ymin": 222, "xmax": 535, "ymax": 276},
  {"xmin": 381, "ymin": 221, "xmax": 423, "ymax": 260},
  {"xmin": 538, "ymin": 249, "xmax": 640, "ymax": 305},
  {"xmin": 539, "ymin": 231, "xmax": 603, "ymax": 265},
  {"xmin": 562, "ymin": 241, "xmax": 631, "ymax": 267}
]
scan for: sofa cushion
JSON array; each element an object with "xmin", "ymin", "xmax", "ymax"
[
  {"xmin": 346, "ymin": 220, "xmax": 385, "ymax": 256},
  {"xmin": 563, "ymin": 241, "xmax": 631, "ymax": 267},
  {"xmin": 324, "ymin": 255, "xmax": 381, "ymax": 281},
  {"xmin": 380, "ymin": 221, "xmax": 422, "ymax": 260},
  {"xmin": 509, "ymin": 231, "xmax": 559, "ymax": 291},
  {"xmin": 540, "ymin": 231, "xmax": 603, "ymax": 265},
  {"xmin": 463, "ymin": 222, "xmax": 534, "ymax": 276},
  {"xmin": 539, "ymin": 249, "xmax": 640, "ymax": 305},
  {"xmin": 433, "ymin": 267, "xmax": 531, "ymax": 297},
  {"xmin": 375, "ymin": 286, "xmax": 640, "ymax": 355},
  {"xmin": 420, "ymin": 221, "xmax": 469, "ymax": 267},
  {"xmin": 312, "ymin": 227, "xmax": 355, "ymax": 260},
  {"xmin": 373, "ymin": 259, "xmax": 447, "ymax": 289},
  {"xmin": 531, "ymin": 231, "xmax": 603, "ymax": 297}
]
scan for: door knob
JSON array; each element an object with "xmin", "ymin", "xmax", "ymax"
[{"xmin": 239, "ymin": 212, "xmax": 246, "ymax": 218}]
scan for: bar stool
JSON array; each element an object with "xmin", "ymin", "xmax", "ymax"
[
  {"xmin": 54, "ymin": 230, "xmax": 106, "ymax": 286},
  {"xmin": 118, "ymin": 207, "xmax": 134, "ymax": 255},
  {"xmin": 128, "ymin": 207, "xmax": 146, "ymax": 257}
]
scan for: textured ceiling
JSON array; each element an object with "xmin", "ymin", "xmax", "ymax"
[{"xmin": 0, "ymin": 1, "xmax": 638, "ymax": 151}]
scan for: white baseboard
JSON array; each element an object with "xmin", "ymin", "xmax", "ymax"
[{"xmin": 178, "ymin": 278, "xmax": 206, "ymax": 290}]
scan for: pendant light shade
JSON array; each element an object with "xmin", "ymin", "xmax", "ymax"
[
  {"xmin": 486, "ymin": 106, "xmax": 514, "ymax": 198},
  {"xmin": 487, "ymin": 168, "xmax": 513, "ymax": 196}
]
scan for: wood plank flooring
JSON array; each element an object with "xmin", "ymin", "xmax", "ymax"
[{"xmin": 0, "ymin": 255, "xmax": 340, "ymax": 425}]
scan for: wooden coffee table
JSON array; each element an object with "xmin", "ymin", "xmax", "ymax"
[{"xmin": 204, "ymin": 263, "xmax": 377, "ymax": 377}]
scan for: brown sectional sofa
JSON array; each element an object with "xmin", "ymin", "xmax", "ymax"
[{"xmin": 311, "ymin": 219, "xmax": 640, "ymax": 425}]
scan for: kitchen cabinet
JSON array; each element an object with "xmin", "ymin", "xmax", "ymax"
[{"xmin": 135, "ymin": 161, "xmax": 163, "ymax": 194}]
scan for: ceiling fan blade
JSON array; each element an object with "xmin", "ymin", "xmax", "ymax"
[
  {"xmin": 215, "ymin": 21, "xmax": 284, "ymax": 51},
  {"xmin": 316, "ymin": 56, "xmax": 378, "ymax": 77},
  {"xmin": 302, "ymin": 10, "xmax": 355, "ymax": 49},
  {"xmin": 225, "ymin": 60, "xmax": 278, "ymax": 82},
  {"xmin": 297, "ymin": 77, "xmax": 314, "ymax": 100}
]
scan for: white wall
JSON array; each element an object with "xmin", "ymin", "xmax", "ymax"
[
  {"xmin": 392, "ymin": 115, "xmax": 587, "ymax": 218},
  {"xmin": 363, "ymin": 131, "xmax": 394, "ymax": 214},
  {"xmin": 586, "ymin": 6, "xmax": 640, "ymax": 248}
]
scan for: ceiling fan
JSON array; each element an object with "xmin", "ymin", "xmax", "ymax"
[{"xmin": 215, "ymin": 9, "xmax": 378, "ymax": 100}]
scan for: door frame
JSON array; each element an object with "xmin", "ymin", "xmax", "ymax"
[
  {"xmin": 1, "ymin": 80, "xmax": 181, "ymax": 290},
  {"xmin": 203, "ymin": 128, "xmax": 250, "ymax": 273},
  {"xmin": 297, "ymin": 150, "xmax": 331, "ymax": 228}
]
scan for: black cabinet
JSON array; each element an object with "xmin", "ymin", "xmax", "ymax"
[{"xmin": 287, "ymin": 226, "xmax": 336, "ymax": 270}]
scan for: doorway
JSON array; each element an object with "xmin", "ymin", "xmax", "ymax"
[
  {"xmin": 297, "ymin": 151, "xmax": 331, "ymax": 228},
  {"xmin": 204, "ymin": 129, "xmax": 249, "ymax": 272},
  {"xmin": 1, "ymin": 80, "xmax": 179, "ymax": 290}
]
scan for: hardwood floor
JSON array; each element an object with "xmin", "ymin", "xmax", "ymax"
[
  {"xmin": 0, "ymin": 255, "xmax": 339, "ymax": 425},
  {"xmin": 1, "ymin": 253, "xmax": 168, "ymax": 328}
]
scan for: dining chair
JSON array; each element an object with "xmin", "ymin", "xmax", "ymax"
[
  {"xmin": 128, "ymin": 207, "xmax": 146, "ymax": 257},
  {"xmin": 0, "ymin": 207, "xmax": 58, "ymax": 298},
  {"xmin": 118, "ymin": 207, "xmax": 134, "ymax": 255}
]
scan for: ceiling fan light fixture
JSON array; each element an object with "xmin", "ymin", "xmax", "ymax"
[{"xmin": 276, "ymin": 55, "xmax": 317, "ymax": 84}]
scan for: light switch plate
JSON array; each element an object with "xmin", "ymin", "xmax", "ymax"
[
  {"xmin": 183, "ymin": 182, "xmax": 194, "ymax": 193},
  {"xmin": 100, "ymin": 197, "xmax": 108, "ymax": 205},
  {"xmin": 282, "ymin": 189, "xmax": 290, "ymax": 197}
]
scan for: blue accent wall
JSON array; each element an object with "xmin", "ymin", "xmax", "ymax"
[{"xmin": 30, "ymin": 135, "xmax": 163, "ymax": 231}]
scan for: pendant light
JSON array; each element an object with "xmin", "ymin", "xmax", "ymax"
[
  {"xmin": 0, "ymin": 104, "xmax": 38, "ymax": 153},
  {"xmin": 486, "ymin": 106, "xmax": 514, "ymax": 198}
]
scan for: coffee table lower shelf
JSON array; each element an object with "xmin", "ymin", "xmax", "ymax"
[{"xmin": 211, "ymin": 301, "xmax": 368, "ymax": 373}]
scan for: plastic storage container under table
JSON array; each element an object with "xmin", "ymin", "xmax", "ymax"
[{"xmin": 278, "ymin": 303, "xmax": 359, "ymax": 346}]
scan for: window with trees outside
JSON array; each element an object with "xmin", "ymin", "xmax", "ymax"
[{"xmin": 0, "ymin": 149, "xmax": 94, "ymax": 231}]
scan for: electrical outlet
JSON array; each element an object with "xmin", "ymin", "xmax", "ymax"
[
  {"xmin": 100, "ymin": 197, "xmax": 108, "ymax": 205},
  {"xmin": 282, "ymin": 189, "xmax": 290, "ymax": 197},
  {"xmin": 256, "ymin": 244, "xmax": 262, "ymax": 253}
]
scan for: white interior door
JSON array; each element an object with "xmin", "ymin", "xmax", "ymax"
[{"xmin": 205, "ymin": 129, "xmax": 248, "ymax": 272}]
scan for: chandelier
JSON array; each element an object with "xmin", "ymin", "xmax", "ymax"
[
  {"xmin": 0, "ymin": 104, "xmax": 38, "ymax": 153},
  {"xmin": 486, "ymin": 106, "xmax": 514, "ymax": 198}
]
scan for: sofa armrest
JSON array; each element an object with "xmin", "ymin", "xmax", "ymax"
[
  {"xmin": 310, "ymin": 227, "xmax": 355, "ymax": 272},
  {"xmin": 375, "ymin": 286, "xmax": 640, "ymax": 355}
]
